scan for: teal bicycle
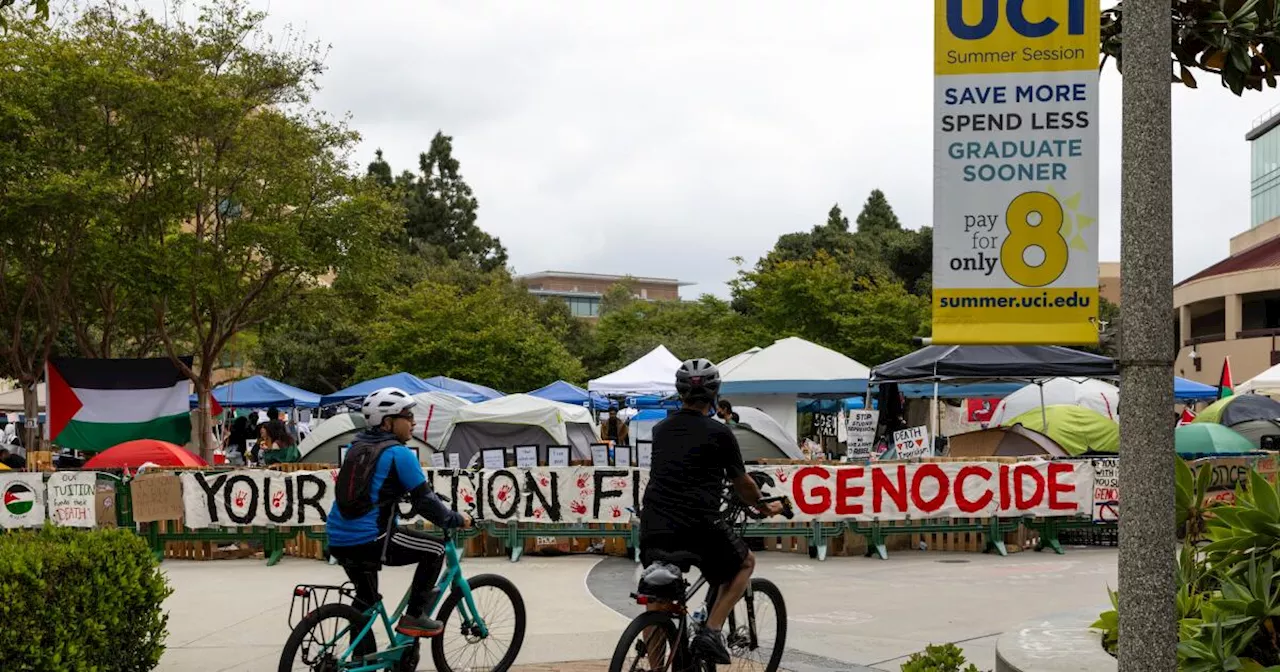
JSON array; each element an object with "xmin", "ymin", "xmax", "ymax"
[{"xmin": 278, "ymin": 498, "xmax": 526, "ymax": 672}]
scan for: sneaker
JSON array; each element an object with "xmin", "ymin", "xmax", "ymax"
[
  {"xmin": 395, "ymin": 614, "xmax": 444, "ymax": 638},
  {"xmin": 691, "ymin": 627, "xmax": 731, "ymax": 665}
]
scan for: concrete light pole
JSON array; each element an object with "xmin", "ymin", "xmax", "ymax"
[{"xmin": 1117, "ymin": 0, "xmax": 1177, "ymax": 669}]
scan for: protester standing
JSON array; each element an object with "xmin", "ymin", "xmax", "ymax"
[{"xmin": 600, "ymin": 406, "xmax": 630, "ymax": 446}]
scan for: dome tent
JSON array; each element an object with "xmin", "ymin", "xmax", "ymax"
[
  {"xmin": 946, "ymin": 425, "xmax": 1069, "ymax": 458},
  {"xmin": 297, "ymin": 412, "xmax": 433, "ymax": 464},
  {"xmin": 439, "ymin": 394, "xmax": 599, "ymax": 467},
  {"xmin": 1193, "ymin": 394, "xmax": 1280, "ymax": 426},
  {"xmin": 732, "ymin": 407, "xmax": 803, "ymax": 461},
  {"xmin": 1175, "ymin": 423, "xmax": 1257, "ymax": 457},
  {"xmin": 989, "ymin": 378, "xmax": 1118, "ymax": 426},
  {"xmin": 410, "ymin": 391, "xmax": 472, "ymax": 449},
  {"xmin": 1001, "ymin": 405, "xmax": 1119, "ymax": 456}
]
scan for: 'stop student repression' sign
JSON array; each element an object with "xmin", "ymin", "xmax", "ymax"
[{"xmin": 932, "ymin": 0, "xmax": 1100, "ymax": 345}]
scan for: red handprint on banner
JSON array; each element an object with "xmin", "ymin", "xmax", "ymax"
[
  {"xmin": 234, "ymin": 490, "xmax": 247, "ymax": 508},
  {"xmin": 611, "ymin": 506, "xmax": 622, "ymax": 519},
  {"xmin": 612, "ymin": 478, "xmax": 628, "ymax": 491},
  {"xmin": 570, "ymin": 500, "xmax": 587, "ymax": 515},
  {"xmin": 577, "ymin": 474, "xmax": 590, "ymax": 490},
  {"xmin": 533, "ymin": 508, "xmax": 545, "ymax": 519},
  {"xmin": 539, "ymin": 476, "xmax": 550, "ymax": 488},
  {"xmin": 497, "ymin": 484, "xmax": 513, "ymax": 502},
  {"xmin": 775, "ymin": 468, "xmax": 789, "ymax": 483},
  {"xmin": 272, "ymin": 491, "xmax": 286, "ymax": 509},
  {"xmin": 463, "ymin": 491, "xmax": 475, "ymax": 505}
]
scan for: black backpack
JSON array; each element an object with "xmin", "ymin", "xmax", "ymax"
[{"xmin": 334, "ymin": 439, "xmax": 400, "ymax": 519}]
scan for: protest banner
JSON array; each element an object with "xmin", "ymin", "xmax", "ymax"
[
  {"xmin": 893, "ymin": 426, "xmax": 932, "ymax": 459},
  {"xmin": 131, "ymin": 472, "xmax": 186, "ymax": 523},
  {"xmin": 0, "ymin": 472, "xmax": 45, "ymax": 528},
  {"xmin": 846, "ymin": 410, "xmax": 879, "ymax": 459},
  {"xmin": 47, "ymin": 471, "xmax": 97, "ymax": 528},
  {"xmin": 932, "ymin": 0, "xmax": 1101, "ymax": 344}
]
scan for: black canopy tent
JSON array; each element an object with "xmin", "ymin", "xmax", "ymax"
[{"xmin": 869, "ymin": 345, "xmax": 1119, "ymax": 444}]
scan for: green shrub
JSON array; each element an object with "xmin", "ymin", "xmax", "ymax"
[
  {"xmin": 0, "ymin": 526, "xmax": 172, "ymax": 671},
  {"xmin": 901, "ymin": 643, "xmax": 985, "ymax": 672}
]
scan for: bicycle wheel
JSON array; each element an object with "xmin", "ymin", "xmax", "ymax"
[
  {"xmin": 278, "ymin": 602, "xmax": 376, "ymax": 672},
  {"xmin": 430, "ymin": 574, "xmax": 526, "ymax": 672},
  {"xmin": 608, "ymin": 611, "xmax": 684, "ymax": 672},
  {"xmin": 723, "ymin": 578, "xmax": 787, "ymax": 672}
]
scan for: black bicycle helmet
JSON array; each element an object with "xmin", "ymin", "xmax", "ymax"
[{"xmin": 675, "ymin": 358, "xmax": 721, "ymax": 403}]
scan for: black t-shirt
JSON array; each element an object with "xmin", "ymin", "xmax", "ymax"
[{"xmin": 640, "ymin": 408, "xmax": 746, "ymax": 536}]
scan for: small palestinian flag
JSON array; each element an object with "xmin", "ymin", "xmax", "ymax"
[
  {"xmin": 1219, "ymin": 357, "xmax": 1235, "ymax": 400},
  {"xmin": 47, "ymin": 357, "xmax": 193, "ymax": 452},
  {"xmin": 1178, "ymin": 408, "xmax": 1197, "ymax": 426},
  {"xmin": 3, "ymin": 482, "xmax": 34, "ymax": 515}
]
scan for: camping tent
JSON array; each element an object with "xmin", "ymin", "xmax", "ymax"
[
  {"xmin": 588, "ymin": 345, "xmax": 682, "ymax": 396},
  {"xmin": 1002, "ymin": 405, "xmax": 1119, "ymax": 455},
  {"xmin": 439, "ymin": 394, "xmax": 599, "ymax": 466},
  {"xmin": 946, "ymin": 425, "xmax": 1069, "ymax": 458},
  {"xmin": 989, "ymin": 378, "xmax": 1119, "ymax": 426},
  {"xmin": 1237, "ymin": 363, "xmax": 1280, "ymax": 395},
  {"xmin": 411, "ymin": 392, "xmax": 472, "ymax": 449},
  {"xmin": 528, "ymin": 381, "xmax": 609, "ymax": 410},
  {"xmin": 84, "ymin": 439, "xmax": 207, "ymax": 469},
  {"xmin": 717, "ymin": 347, "xmax": 762, "ymax": 378},
  {"xmin": 0, "ymin": 384, "xmax": 44, "ymax": 412},
  {"xmin": 319, "ymin": 373, "xmax": 450, "ymax": 406},
  {"xmin": 1194, "ymin": 394, "xmax": 1280, "ymax": 426},
  {"xmin": 1176, "ymin": 377, "xmax": 1220, "ymax": 400},
  {"xmin": 200, "ymin": 376, "xmax": 321, "ymax": 409},
  {"xmin": 421, "ymin": 376, "xmax": 503, "ymax": 402},
  {"xmin": 628, "ymin": 409, "xmax": 667, "ymax": 443},
  {"xmin": 296, "ymin": 412, "xmax": 433, "ymax": 464},
  {"xmin": 733, "ymin": 407, "xmax": 804, "ymax": 460},
  {"xmin": 1225, "ymin": 419, "xmax": 1280, "ymax": 450},
  {"xmin": 720, "ymin": 337, "xmax": 871, "ymax": 440}
]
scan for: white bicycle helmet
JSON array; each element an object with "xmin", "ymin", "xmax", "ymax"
[{"xmin": 361, "ymin": 387, "xmax": 417, "ymax": 427}]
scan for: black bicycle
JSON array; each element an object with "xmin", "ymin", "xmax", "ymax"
[{"xmin": 608, "ymin": 484, "xmax": 793, "ymax": 672}]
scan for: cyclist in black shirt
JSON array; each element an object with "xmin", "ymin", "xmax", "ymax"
[{"xmin": 639, "ymin": 358, "xmax": 783, "ymax": 664}]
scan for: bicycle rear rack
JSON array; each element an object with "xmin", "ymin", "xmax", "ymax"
[{"xmin": 288, "ymin": 583, "xmax": 358, "ymax": 630}]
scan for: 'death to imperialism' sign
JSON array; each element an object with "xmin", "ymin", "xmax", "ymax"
[
  {"xmin": 178, "ymin": 462, "xmax": 1092, "ymax": 528},
  {"xmin": 933, "ymin": 0, "xmax": 1100, "ymax": 344}
]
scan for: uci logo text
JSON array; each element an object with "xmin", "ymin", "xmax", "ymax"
[{"xmin": 946, "ymin": 0, "xmax": 1086, "ymax": 40}]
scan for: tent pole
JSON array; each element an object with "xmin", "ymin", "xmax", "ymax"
[
  {"xmin": 931, "ymin": 380, "xmax": 939, "ymax": 447},
  {"xmin": 1039, "ymin": 381, "xmax": 1048, "ymax": 430}
]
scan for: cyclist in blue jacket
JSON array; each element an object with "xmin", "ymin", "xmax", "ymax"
[{"xmin": 326, "ymin": 387, "xmax": 472, "ymax": 638}]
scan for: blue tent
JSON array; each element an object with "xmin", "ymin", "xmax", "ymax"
[
  {"xmin": 195, "ymin": 375, "xmax": 321, "ymax": 409},
  {"xmin": 422, "ymin": 376, "xmax": 503, "ymax": 402},
  {"xmin": 320, "ymin": 373, "xmax": 451, "ymax": 406},
  {"xmin": 626, "ymin": 394, "xmax": 681, "ymax": 410},
  {"xmin": 1175, "ymin": 376, "xmax": 1218, "ymax": 401},
  {"xmin": 528, "ymin": 381, "xmax": 608, "ymax": 410}
]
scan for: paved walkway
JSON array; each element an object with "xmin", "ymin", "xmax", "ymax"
[{"xmin": 158, "ymin": 548, "xmax": 1117, "ymax": 671}]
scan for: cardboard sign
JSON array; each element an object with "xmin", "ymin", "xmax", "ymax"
[
  {"xmin": 845, "ymin": 410, "xmax": 879, "ymax": 460},
  {"xmin": 481, "ymin": 449, "xmax": 506, "ymax": 471},
  {"xmin": 429, "ymin": 452, "xmax": 446, "ymax": 469},
  {"xmin": 1090, "ymin": 457, "xmax": 1118, "ymax": 522},
  {"xmin": 615, "ymin": 446, "xmax": 632, "ymax": 468},
  {"xmin": 636, "ymin": 441, "xmax": 653, "ymax": 468},
  {"xmin": 47, "ymin": 471, "xmax": 96, "ymax": 528},
  {"xmin": 95, "ymin": 490, "xmax": 118, "ymax": 529},
  {"xmin": 590, "ymin": 444, "xmax": 610, "ymax": 467},
  {"xmin": 447, "ymin": 453, "xmax": 461, "ymax": 469},
  {"xmin": 515, "ymin": 445, "xmax": 539, "ymax": 468},
  {"xmin": 0, "ymin": 473, "xmax": 45, "ymax": 528},
  {"xmin": 548, "ymin": 446, "xmax": 570, "ymax": 467},
  {"xmin": 130, "ymin": 472, "xmax": 185, "ymax": 523},
  {"xmin": 893, "ymin": 426, "xmax": 932, "ymax": 460}
]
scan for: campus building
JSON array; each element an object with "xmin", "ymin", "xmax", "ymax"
[
  {"xmin": 1173, "ymin": 106, "xmax": 1280, "ymax": 385},
  {"xmin": 517, "ymin": 271, "xmax": 690, "ymax": 319}
]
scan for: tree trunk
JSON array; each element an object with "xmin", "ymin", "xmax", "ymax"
[
  {"xmin": 21, "ymin": 378, "xmax": 41, "ymax": 452},
  {"xmin": 195, "ymin": 375, "xmax": 217, "ymax": 463}
]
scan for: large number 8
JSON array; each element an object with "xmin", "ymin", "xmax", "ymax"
[{"xmin": 1000, "ymin": 191, "xmax": 1069, "ymax": 287}]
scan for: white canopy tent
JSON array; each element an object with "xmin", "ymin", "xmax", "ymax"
[
  {"xmin": 1239, "ymin": 363, "xmax": 1280, "ymax": 395},
  {"xmin": 439, "ymin": 394, "xmax": 600, "ymax": 466},
  {"xmin": 588, "ymin": 345, "xmax": 682, "ymax": 396},
  {"xmin": 0, "ymin": 384, "xmax": 44, "ymax": 413},
  {"xmin": 410, "ymin": 391, "xmax": 472, "ymax": 449},
  {"xmin": 989, "ymin": 378, "xmax": 1119, "ymax": 427},
  {"xmin": 719, "ymin": 337, "xmax": 871, "ymax": 440}
]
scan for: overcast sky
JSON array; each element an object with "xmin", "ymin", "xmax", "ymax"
[{"xmin": 156, "ymin": 1, "xmax": 1276, "ymax": 296}]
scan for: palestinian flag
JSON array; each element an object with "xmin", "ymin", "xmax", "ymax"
[
  {"xmin": 1219, "ymin": 357, "xmax": 1235, "ymax": 400},
  {"xmin": 47, "ymin": 357, "xmax": 193, "ymax": 452},
  {"xmin": 3, "ymin": 482, "xmax": 34, "ymax": 515},
  {"xmin": 1178, "ymin": 408, "xmax": 1197, "ymax": 426}
]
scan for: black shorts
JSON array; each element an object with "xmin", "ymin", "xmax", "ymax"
[{"xmin": 640, "ymin": 524, "xmax": 749, "ymax": 587}]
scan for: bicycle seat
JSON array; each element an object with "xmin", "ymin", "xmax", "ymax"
[{"xmin": 645, "ymin": 550, "xmax": 702, "ymax": 573}]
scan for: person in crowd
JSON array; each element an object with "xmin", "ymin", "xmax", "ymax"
[
  {"xmin": 253, "ymin": 422, "xmax": 272, "ymax": 464},
  {"xmin": 600, "ymin": 405, "xmax": 630, "ymax": 446},
  {"xmin": 326, "ymin": 387, "xmax": 471, "ymax": 641},
  {"xmin": 222, "ymin": 416, "xmax": 252, "ymax": 466},
  {"xmin": 716, "ymin": 399, "xmax": 740, "ymax": 425},
  {"xmin": 0, "ymin": 447, "xmax": 25, "ymax": 469},
  {"xmin": 262, "ymin": 419, "xmax": 300, "ymax": 465},
  {"xmin": 639, "ymin": 359, "xmax": 783, "ymax": 664}
]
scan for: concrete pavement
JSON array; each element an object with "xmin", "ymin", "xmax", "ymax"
[{"xmin": 158, "ymin": 548, "xmax": 1117, "ymax": 671}]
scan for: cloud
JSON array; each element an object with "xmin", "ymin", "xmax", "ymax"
[{"xmin": 213, "ymin": 1, "xmax": 1271, "ymax": 294}]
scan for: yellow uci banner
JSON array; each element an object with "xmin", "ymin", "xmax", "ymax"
[{"xmin": 932, "ymin": 0, "xmax": 1101, "ymax": 345}]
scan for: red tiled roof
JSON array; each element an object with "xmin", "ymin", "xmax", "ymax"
[{"xmin": 1177, "ymin": 235, "xmax": 1280, "ymax": 286}]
